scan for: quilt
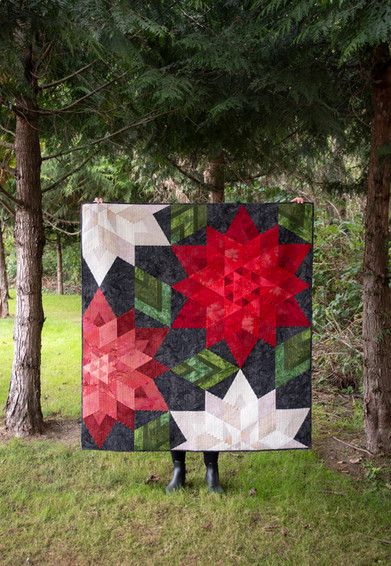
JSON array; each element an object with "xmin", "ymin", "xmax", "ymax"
[{"xmin": 81, "ymin": 203, "xmax": 313, "ymax": 452}]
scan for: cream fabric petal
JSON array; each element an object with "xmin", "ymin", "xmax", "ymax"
[
  {"xmin": 223, "ymin": 369, "xmax": 258, "ymax": 406},
  {"xmin": 82, "ymin": 204, "xmax": 169, "ymax": 285},
  {"xmin": 170, "ymin": 410, "xmax": 206, "ymax": 442},
  {"xmin": 170, "ymin": 370, "xmax": 310, "ymax": 451},
  {"xmin": 276, "ymin": 408, "xmax": 310, "ymax": 438}
]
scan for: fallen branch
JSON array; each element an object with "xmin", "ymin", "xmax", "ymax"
[
  {"xmin": 338, "ymin": 337, "xmax": 363, "ymax": 356},
  {"xmin": 356, "ymin": 533, "xmax": 391, "ymax": 545},
  {"xmin": 331, "ymin": 436, "xmax": 373, "ymax": 456}
]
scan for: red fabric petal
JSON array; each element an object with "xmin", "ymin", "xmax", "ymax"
[
  {"xmin": 172, "ymin": 245, "xmax": 207, "ymax": 275},
  {"xmin": 278, "ymin": 243, "xmax": 311, "ymax": 273},
  {"xmin": 82, "ymin": 290, "xmax": 169, "ymax": 447},
  {"xmin": 276, "ymin": 298, "xmax": 311, "ymax": 327},
  {"xmin": 172, "ymin": 299, "xmax": 206, "ymax": 328},
  {"xmin": 166, "ymin": 207, "xmax": 311, "ymax": 367},
  {"xmin": 226, "ymin": 206, "xmax": 260, "ymax": 243}
]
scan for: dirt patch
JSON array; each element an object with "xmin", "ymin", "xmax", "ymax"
[
  {"xmin": 316, "ymin": 435, "xmax": 370, "ymax": 479},
  {"xmin": 0, "ymin": 418, "xmax": 80, "ymax": 447},
  {"xmin": 42, "ymin": 418, "xmax": 80, "ymax": 445},
  {"xmin": 313, "ymin": 389, "xmax": 391, "ymax": 484}
]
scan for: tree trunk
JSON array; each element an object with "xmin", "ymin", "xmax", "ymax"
[
  {"xmin": 204, "ymin": 153, "xmax": 225, "ymax": 202},
  {"xmin": 5, "ymin": 95, "xmax": 45, "ymax": 434},
  {"xmin": 0, "ymin": 220, "xmax": 10, "ymax": 318},
  {"xmin": 363, "ymin": 44, "xmax": 391, "ymax": 455},
  {"xmin": 56, "ymin": 232, "xmax": 64, "ymax": 295}
]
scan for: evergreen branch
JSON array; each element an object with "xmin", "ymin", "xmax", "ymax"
[
  {"xmin": 0, "ymin": 140, "xmax": 14, "ymax": 150},
  {"xmin": 0, "ymin": 164, "xmax": 16, "ymax": 176},
  {"xmin": 43, "ymin": 212, "xmax": 80, "ymax": 235},
  {"xmin": 42, "ymin": 110, "xmax": 172, "ymax": 160},
  {"xmin": 226, "ymin": 168, "xmax": 267, "ymax": 185},
  {"xmin": 0, "ymin": 184, "xmax": 22, "ymax": 206},
  {"xmin": 12, "ymin": 104, "xmax": 39, "ymax": 130},
  {"xmin": 0, "ymin": 125, "xmax": 15, "ymax": 137},
  {"xmin": 54, "ymin": 71, "xmax": 128, "ymax": 113},
  {"xmin": 178, "ymin": 7, "xmax": 212, "ymax": 32},
  {"xmin": 39, "ymin": 60, "xmax": 98, "ymax": 90},
  {"xmin": 0, "ymin": 195, "xmax": 15, "ymax": 216},
  {"xmin": 41, "ymin": 151, "xmax": 99, "ymax": 194},
  {"xmin": 16, "ymin": 71, "xmax": 128, "ymax": 115},
  {"xmin": 43, "ymin": 210, "xmax": 79, "ymax": 225},
  {"xmin": 35, "ymin": 41, "xmax": 54, "ymax": 72},
  {"xmin": 165, "ymin": 156, "xmax": 211, "ymax": 190}
]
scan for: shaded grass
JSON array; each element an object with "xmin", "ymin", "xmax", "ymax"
[{"xmin": 0, "ymin": 293, "xmax": 390, "ymax": 565}]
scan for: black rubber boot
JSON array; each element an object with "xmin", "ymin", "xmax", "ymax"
[
  {"xmin": 166, "ymin": 460, "xmax": 186, "ymax": 493},
  {"xmin": 205, "ymin": 462, "xmax": 224, "ymax": 494}
]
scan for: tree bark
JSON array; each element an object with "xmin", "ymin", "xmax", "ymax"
[
  {"xmin": 56, "ymin": 232, "xmax": 64, "ymax": 295},
  {"xmin": 363, "ymin": 44, "xmax": 391, "ymax": 455},
  {"xmin": 204, "ymin": 153, "xmax": 225, "ymax": 202},
  {"xmin": 0, "ymin": 220, "xmax": 10, "ymax": 318},
  {"xmin": 5, "ymin": 94, "xmax": 45, "ymax": 434}
]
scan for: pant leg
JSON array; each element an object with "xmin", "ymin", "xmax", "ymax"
[
  {"xmin": 171, "ymin": 450, "xmax": 186, "ymax": 464},
  {"xmin": 203, "ymin": 451, "xmax": 219, "ymax": 466}
]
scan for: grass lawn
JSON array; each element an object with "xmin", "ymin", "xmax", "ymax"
[
  {"xmin": 1, "ymin": 293, "xmax": 390, "ymax": 565},
  {"xmin": 0, "ymin": 290, "xmax": 81, "ymax": 418}
]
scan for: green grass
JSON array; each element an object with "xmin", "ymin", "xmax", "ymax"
[
  {"xmin": 0, "ymin": 442, "xmax": 390, "ymax": 565},
  {"xmin": 0, "ymin": 290, "xmax": 81, "ymax": 418},
  {"xmin": 0, "ymin": 293, "xmax": 390, "ymax": 565}
]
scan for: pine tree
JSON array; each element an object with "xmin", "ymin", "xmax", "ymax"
[
  {"xmin": 264, "ymin": 0, "xmax": 391, "ymax": 454},
  {"xmin": 106, "ymin": 1, "xmax": 346, "ymax": 201},
  {"xmin": 0, "ymin": 0, "xmax": 158, "ymax": 434}
]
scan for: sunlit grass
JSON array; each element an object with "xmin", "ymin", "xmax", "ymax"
[{"xmin": 0, "ymin": 290, "xmax": 81, "ymax": 418}]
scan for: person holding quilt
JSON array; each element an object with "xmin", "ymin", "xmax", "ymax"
[{"xmin": 166, "ymin": 196, "xmax": 305, "ymax": 494}]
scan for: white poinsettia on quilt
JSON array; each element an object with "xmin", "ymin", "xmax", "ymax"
[
  {"xmin": 82, "ymin": 204, "xmax": 169, "ymax": 285},
  {"xmin": 171, "ymin": 370, "xmax": 309, "ymax": 451}
]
